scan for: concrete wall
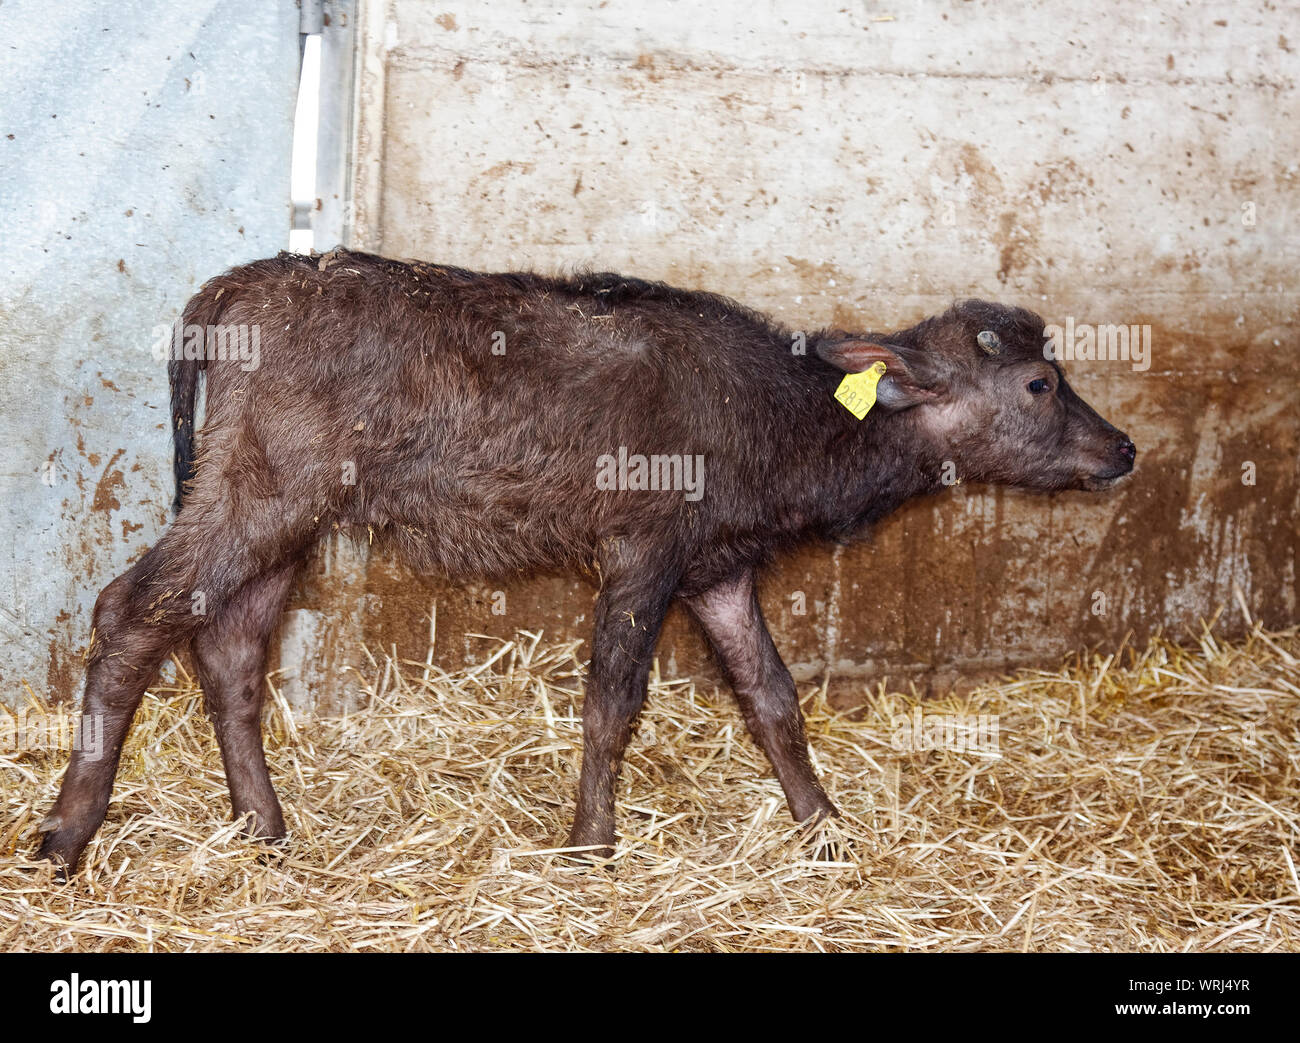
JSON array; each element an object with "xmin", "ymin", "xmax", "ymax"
[
  {"xmin": 0, "ymin": 1, "xmax": 300, "ymax": 707},
  {"xmin": 309, "ymin": 0, "xmax": 1296, "ymax": 703}
]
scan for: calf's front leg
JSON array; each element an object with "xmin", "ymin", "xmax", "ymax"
[
  {"xmin": 684, "ymin": 570, "xmax": 838, "ymax": 824},
  {"xmin": 568, "ymin": 559, "xmax": 680, "ymax": 858}
]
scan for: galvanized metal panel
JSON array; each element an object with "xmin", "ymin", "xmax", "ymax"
[{"xmin": 0, "ymin": 0, "xmax": 300, "ymax": 706}]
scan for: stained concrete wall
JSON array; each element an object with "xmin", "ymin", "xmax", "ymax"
[
  {"xmin": 303, "ymin": 0, "xmax": 1296, "ymax": 704},
  {"xmin": 0, "ymin": 1, "xmax": 300, "ymax": 707}
]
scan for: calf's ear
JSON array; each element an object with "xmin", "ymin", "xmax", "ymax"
[{"xmin": 815, "ymin": 338, "xmax": 941, "ymax": 410}]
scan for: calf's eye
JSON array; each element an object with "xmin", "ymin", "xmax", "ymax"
[{"xmin": 1027, "ymin": 378, "xmax": 1051, "ymax": 395}]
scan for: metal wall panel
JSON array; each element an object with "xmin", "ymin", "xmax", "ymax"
[{"xmin": 0, "ymin": 0, "xmax": 301, "ymax": 706}]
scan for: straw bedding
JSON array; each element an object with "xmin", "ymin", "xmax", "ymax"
[{"xmin": 2, "ymin": 614, "xmax": 1297, "ymax": 952}]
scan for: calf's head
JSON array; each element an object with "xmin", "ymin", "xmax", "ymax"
[{"xmin": 818, "ymin": 300, "xmax": 1136, "ymax": 491}]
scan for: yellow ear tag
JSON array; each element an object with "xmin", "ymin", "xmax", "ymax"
[{"xmin": 834, "ymin": 361, "xmax": 887, "ymax": 420}]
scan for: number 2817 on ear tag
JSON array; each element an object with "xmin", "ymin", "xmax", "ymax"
[{"xmin": 833, "ymin": 361, "xmax": 887, "ymax": 420}]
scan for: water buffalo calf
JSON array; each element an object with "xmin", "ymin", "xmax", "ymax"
[{"xmin": 38, "ymin": 249, "xmax": 1136, "ymax": 871}]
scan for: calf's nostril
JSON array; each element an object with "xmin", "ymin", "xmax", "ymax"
[{"xmin": 1118, "ymin": 440, "xmax": 1137, "ymax": 462}]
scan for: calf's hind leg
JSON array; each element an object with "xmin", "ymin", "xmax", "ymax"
[
  {"xmin": 38, "ymin": 508, "xmax": 312, "ymax": 873},
  {"xmin": 192, "ymin": 557, "xmax": 304, "ymax": 841},
  {"xmin": 37, "ymin": 535, "xmax": 205, "ymax": 871}
]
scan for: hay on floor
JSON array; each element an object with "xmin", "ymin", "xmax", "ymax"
[{"xmin": 1, "ymin": 616, "xmax": 1297, "ymax": 952}]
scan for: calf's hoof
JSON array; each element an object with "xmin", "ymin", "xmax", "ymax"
[
  {"xmin": 565, "ymin": 822, "xmax": 616, "ymax": 863},
  {"xmin": 36, "ymin": 816, "xmax": 89, "ymax": 882},
  {"xmin": 234, "ymin": 808, "xmax": 287, "ymax": 843},
  {"xmin": 790, "ymin": 796, "xmax": 840, "ymax": 825}
]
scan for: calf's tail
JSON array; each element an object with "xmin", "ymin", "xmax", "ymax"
[{"xmin": 168, "ymin": 284, "xmax": 230, "ymax": 513}]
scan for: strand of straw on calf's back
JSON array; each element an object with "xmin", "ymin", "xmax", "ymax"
[{"xmin": 1, "ymin": 620, "xmax": 1297, "ymax": 952}]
